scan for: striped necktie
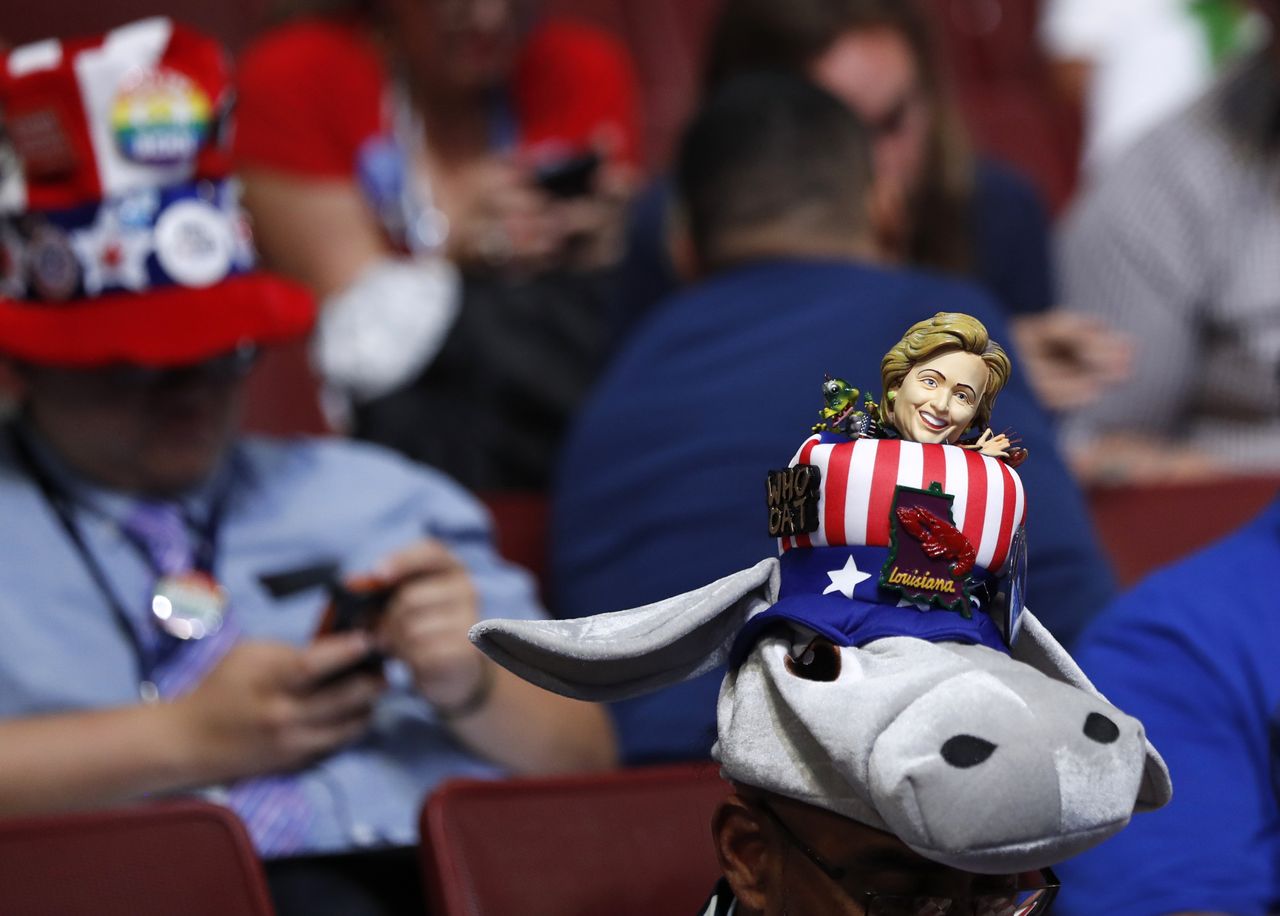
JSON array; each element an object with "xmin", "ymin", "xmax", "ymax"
[{"xmin": 123, "ymin": 500, "xmax": 313, "ymax": 856}]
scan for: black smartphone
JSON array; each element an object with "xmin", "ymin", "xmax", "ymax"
[
  {"xmin": 313, "ymin": 577, "xmax": 394, "ymax": 683},
  {"xmin": 314, "ymin": 576, "xmax": 394, "ymax": 637},
  {"xmin": 533, "ymin": 150, "xmax": 601, "ymax": 198},
  {"xmin": 257, "ymin": 564, "xmax": 393, "ymax": 683}
]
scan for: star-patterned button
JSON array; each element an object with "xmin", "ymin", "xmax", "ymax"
[
  {"xmin": 70, "ymin": 202, "xmax": 152, "ymax": 295},
  {"xmin": 823, "ymin": 556, "xmax": 872, "ymax": 598}
]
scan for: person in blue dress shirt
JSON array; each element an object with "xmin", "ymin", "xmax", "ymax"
[
  {"xmin": 552, "ymin": 72, "xmax": 1116, "ymax": 764},
  {"xmin": 0, "ymin": 20, "xmax": 613, "ymax": 916}
]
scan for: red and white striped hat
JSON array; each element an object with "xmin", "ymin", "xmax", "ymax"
[
  {"xmin": 748, "ymin": 432, "xmax": 1029, "ymax": 658},
  {"xmin": 0, "ymin": 17, "xmax": 313, "ymax": 367},
  {"xmin": 781, "ymin": 434, "xmax": 1026, "ymax": 575}
]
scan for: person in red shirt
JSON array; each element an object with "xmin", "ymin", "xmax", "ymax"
[{"xmin": 235, "ymin": 0, "xmax": 642, "ymax": 489}]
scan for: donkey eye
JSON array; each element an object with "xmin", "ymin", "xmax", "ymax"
[{"xmin": 785, "ymin": 637, "xmax": 841, "ymax": 682}]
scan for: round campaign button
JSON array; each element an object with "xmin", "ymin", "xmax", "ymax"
[
  {"xmin": 1003, "ymin": 524, "xmax": 1029, "ymax": 647},
  {"xmin": 151, "ymin": 571, "xmax": 227, "ymax": 640},
  {"xmin": 26, "ymin": 224, "xmax": 80, "ymax": 301},
  {"xmin": 111, "ymin": 68, "xmax": 212, "ymax": 166},
  {"xmin": 154, "ymin": 198, "xmax": 234, "ymax": 288}
]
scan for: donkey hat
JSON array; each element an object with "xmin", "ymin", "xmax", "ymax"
[{"xmin": 472, "ymin": 434, "xmax": 1170, "ymax": 873}]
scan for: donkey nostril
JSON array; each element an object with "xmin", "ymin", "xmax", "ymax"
[
  {"xmin": 1084, "ymin": 712, "xmax": 1120, "ymax": 744},
  {"xmin": 941, "ymin": 734, "xmax": 997, "ymax": 768}
]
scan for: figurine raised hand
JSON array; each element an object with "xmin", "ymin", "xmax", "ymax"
[{"xmin": 963, "ymin": 428, "xmax": 1024, "ymax": 462}]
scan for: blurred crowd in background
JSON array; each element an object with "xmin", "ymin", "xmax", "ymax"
[{"xmin": 4, "ymin": 0, "xmax": 1276, "ymax": 492}]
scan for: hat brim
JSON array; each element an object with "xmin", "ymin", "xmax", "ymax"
[{"xmin": 0, "ymin": 272, "xmax": 315, "ymax": 367}]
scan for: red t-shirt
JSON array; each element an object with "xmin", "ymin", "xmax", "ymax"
[{"xmin": 234, "ymin": 15, "xmax": 642, "ymax": 177}]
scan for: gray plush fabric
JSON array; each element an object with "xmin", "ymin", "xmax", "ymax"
[
  {"xmin": 471, "ymin": 559, "xmax": 778, "ymax": 701},
  {"xmin": 470, "ymin": 558, "xmax": 1171, "ymax": 873}
]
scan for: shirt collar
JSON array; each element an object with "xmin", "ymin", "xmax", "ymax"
[{"xmin": 701, "ymin": 877, "xmax": 738, "ymax": 916}]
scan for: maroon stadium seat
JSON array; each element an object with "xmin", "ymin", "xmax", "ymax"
[
  {"xmin": 479, "ymin": 490, "xmax": 551, "ymax": 597},
  {"xmin": 0, "ymin": 0, "xmax": 268, "ymax": 53},
  {"xmin": 421, "ymin": 763, "xmax": 731, "ymax": 916},
  {"xmin": 1089, "ymin": 477, "xmax": 1280, "ymax": 586},
  {"xmin": 0, "ymin": 799, "xmax": 275, "ymax": 916}
]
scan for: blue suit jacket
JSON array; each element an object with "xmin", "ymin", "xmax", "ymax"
[{"xmin": 552, "ymin": 259, "xmax": 1115, "ymax": 763}]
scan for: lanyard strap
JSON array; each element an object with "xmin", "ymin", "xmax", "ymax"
[{"xmin": 7, "ymin": 423, "xmax": 231, "ymax": 683}]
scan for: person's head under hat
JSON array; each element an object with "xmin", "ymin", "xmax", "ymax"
[
  {"xmin": 475, "ymin": 482, "xmax": 1164, "ymax": 915},
  {"xmin": 709, "ymin": 784, "xmax": 1058, "ymax": 915},
  {"xmin": 0, "ymin": 17, "xmax": 313, "ymax": 495},
  {"xmin": 472, "ymin": 324, "xmax": 1170, "ymax": 912}
]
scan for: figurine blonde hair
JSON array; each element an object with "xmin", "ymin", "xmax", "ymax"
[{"xmin": 880, "ymin": 312, "xmax": 1011, "ymax": 432}]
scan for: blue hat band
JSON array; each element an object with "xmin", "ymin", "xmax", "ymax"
[
  {"xmin": 2, "ymin": 178, "xmax": 254, "ymax": 304},
  {"xmin": 728, "ymin": 545, "xmax": 1007, "ymax": 667}
]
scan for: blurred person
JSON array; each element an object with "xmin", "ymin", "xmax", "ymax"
[
  {"xmin": 1057, "ymin": 0, "xmax": 1280, "ymax": 484},
  {"xmin": 1052, "ymin": 491, "xmax": 1280, "ymax": 914},
  {"xmin": 612, "ymin": 0, "xmax": 1130, "ymax": 415},
  {"xmin": 235, "ymin": 0, "xmax": 641, "ymax": 490},
  {"xmin": 0, "ymin": 20, "xmax": 613, "ymax": 916},
  {"xmin": 699, "ymin": 792, "xmax": 1062, "ymax": 916},
  {"xmin": 551, "ymin": 72, "xmax": 1118, "ymax": 764},
  {"xmin": 1041, "ymin": 0, "xmax": 1262, "ymax": 173},
  {"xmin": 701, "ymin": 788, "xmax": 1059, "ymax": 916}
]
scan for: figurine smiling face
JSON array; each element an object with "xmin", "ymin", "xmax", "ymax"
[
  {"xmin": 879, "ymin": 312, "xmax": 1011, "ymax": 443},
  {"xmin": 890, "ymin": 349, "xmax": 988, "ymax": 444}
]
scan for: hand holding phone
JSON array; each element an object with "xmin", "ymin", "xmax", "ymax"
[
  {"xmin": 528, "ymin": 146, "xmax": 632, "ymax": 270},
  {"xmin": 313, "ymin": 575, "xmax": 395, "ymax": 637},
  {"xmin": 313, "ymin": 575, "xmax": 395, "ymax": 683},
  {"xmin": 533, "ymin": 150, "xmax": 602, "ymax": 198},
  {"xmin": 371, "ymin": 540, "xmax": 487, "ymax": 709}
]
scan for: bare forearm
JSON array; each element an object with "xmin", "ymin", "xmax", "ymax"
[
  {"xmin": 239, "ymin": 170, "xmax": 385, "ymax": 296},
  {"xmin": 0, "ymin": 638, "xmax": 389, "ymax": 816},
  {"xmin": 1066, "ymin": 433, "xmax": 1217, "ymax": 486},
  {"xmin": 444, "ymin": 667, "xmax": 617, "ymax": 775},
  {"xmin": 0, "ymin": 705, "xmax": 203, "ymax": 815}
]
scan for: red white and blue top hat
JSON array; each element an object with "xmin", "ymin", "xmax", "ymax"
[
  {"xmin": 0, "ymin": 17, "xmax": 313, "ymax": 366},
  {"xmin": 743, "ymin": 432, "xmax": 1029, "ymax": 663},
  {"xmin": 469, "ymin": 427, "xmax": 1170, "ymax": 874}
]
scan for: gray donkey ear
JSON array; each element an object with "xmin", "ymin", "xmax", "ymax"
[
  {"xmin": 1013, "ymin": 609, "xmax": 1173, "ymax": 811},
  {"xmin": 469, "ymin": 557, "xmax": 779, "ymax": 702}
]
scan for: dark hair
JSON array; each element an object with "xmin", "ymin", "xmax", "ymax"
[
  {"xmin": 675, "ymin": 72, "xmax": 873, "ymax": 267},
  {"xmin": 703, "ymin": 0, "xmax": 973, "ymax": 274},
  {"xmin": 1218, "ymin": 49, "xmax": 1280, "ymax": 156}
]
